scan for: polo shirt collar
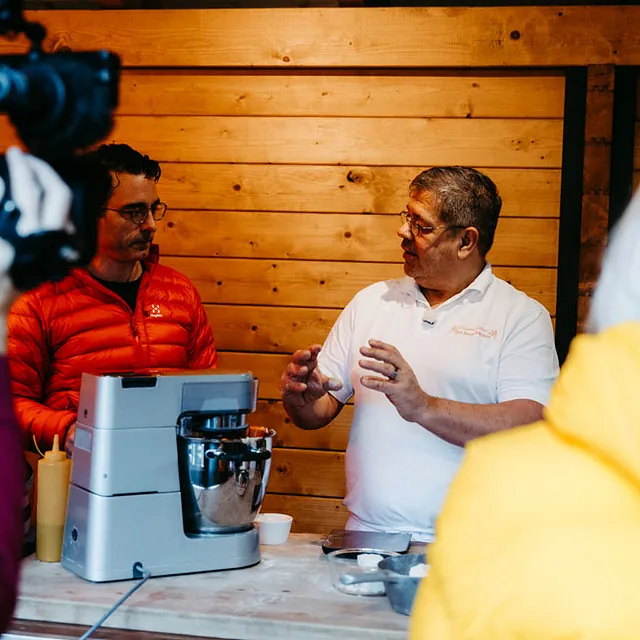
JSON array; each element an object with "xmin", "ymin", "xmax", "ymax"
[{"xmin": 396, "ymin": 263, "xmax": 494, "ymax": 306}]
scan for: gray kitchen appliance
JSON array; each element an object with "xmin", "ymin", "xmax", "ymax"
[{"xmin": 61, "ymin": 370, "xmax": 273, "ymax": 582}]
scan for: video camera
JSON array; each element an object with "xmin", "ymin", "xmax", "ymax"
[{"xmin": 0, "ymin": 0, "xmax": 120, "ymax": 290}]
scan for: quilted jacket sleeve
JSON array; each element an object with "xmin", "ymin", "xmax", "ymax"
[
  {"xmin": 186, "ymin": 284, "xmax": 217, "ymax": 370},
  {"xmin": 7, "ymin": 293, "xmax": 75, "ymax": 451}
]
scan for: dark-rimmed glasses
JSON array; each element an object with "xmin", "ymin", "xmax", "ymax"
[
  {"xmin": 104, "ymin": 202, "xmax": 168, "ymax": 226},
  {"xmin": 399, "ymin": 210, "xmax": 465, "ymax": 237}
]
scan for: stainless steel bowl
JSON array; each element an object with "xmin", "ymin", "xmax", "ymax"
[
  {"xmin": 338, "ymin": 552, "xmax": 428, "ymax": 614},
  {"xmin": 177, "ymin": 429, "xmax": 274, "ymax": 534},
  {"xmin": 378, "ymin": 553, "xmax": 427, "ymax": 615}
]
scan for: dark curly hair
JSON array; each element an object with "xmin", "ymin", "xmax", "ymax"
[{"xmin": 85, "ymin": 143, "xmax": 161, "ymax": 201}]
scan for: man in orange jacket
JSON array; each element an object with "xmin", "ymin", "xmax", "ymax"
[{"xmin": 7, "ymin": 143, "xmax": 218, "ymax": 454}]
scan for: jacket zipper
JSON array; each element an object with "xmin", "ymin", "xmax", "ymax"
[{"xmin": 82, "ymin": 268, "xmax": 150, "ymax": 352}]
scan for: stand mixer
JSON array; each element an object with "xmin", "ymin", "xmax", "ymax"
[{"xmin": 61, "ymin": 370, "xmax": 273, "ymax": 582}]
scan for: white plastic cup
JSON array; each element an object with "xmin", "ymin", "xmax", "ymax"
[{"xmin": 256, "ymin": 513, "xmax": 293, "ymax": 545}]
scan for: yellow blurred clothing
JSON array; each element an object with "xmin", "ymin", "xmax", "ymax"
[{"xmin": 410, "ymin": 322, "xmax": 640, "ymax": 640}]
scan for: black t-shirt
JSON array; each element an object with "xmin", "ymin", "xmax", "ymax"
[{"xmin": 92, "ymin": 275, "xmax": 143, "ymax": 312}]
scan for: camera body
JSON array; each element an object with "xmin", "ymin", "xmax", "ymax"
[
  {"xmin": 0, "ymin": 4, "xmax": 120, "ymax": 290},
  {"xmin": 0, "ymin": 50, "xmax": 120, "ymax": 157}
]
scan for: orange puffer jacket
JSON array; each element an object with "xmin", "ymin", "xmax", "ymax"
[{"xmin": 8, "ymin": 247, "xmax": 217, "ymax": 450}]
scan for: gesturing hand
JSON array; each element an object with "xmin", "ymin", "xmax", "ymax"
[
  {"xmin": 359, "ymin": 339, "xmax": 431, "ymax": 423},
  {"xmin": 280, "ymin": 344, "xmax": 342, "ymax": 409}
]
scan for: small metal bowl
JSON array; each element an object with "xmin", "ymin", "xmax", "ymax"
[
  {"xmin": 378, "ymin": 553, "xmax": 427, "ymax": 615},
  {"xmin": 326, "ymin": 548, "xmax": 400, "ymax": 596}
]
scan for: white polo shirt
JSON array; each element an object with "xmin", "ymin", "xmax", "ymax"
[{"xmin": 318, "ymin": 265, "xmax": 559, "ymax": 541}]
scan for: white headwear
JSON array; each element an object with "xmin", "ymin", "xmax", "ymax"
[{"xmin": 588, "ymin": 189, "xmax": 640, "ymax": 333}]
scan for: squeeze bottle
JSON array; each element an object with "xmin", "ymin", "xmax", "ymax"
[{"xmin": 36, "ymin": 434, "xmax": 71, "ymax": 562}]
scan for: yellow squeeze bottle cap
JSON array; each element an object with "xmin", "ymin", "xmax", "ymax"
[{"xmin": 44, "ymin": 434, "xmax": 66, "ymax": 462}]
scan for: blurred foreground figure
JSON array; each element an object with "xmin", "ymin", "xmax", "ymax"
[
  {"xmin": 0, "ymin": 148, "xmax": 74, "ymax": 633},
  {"xmin": 410, "ymin": 189, "xmax": 640, "ymax": 639}
]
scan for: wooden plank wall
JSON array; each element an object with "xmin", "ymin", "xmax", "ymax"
[
  {"xmin": 0, "ymin": 12, "xmax": 566, "ymax": 534},
  {"xmin": 122, "ymin": 69, "xmax": 566, "ymax": 532}
]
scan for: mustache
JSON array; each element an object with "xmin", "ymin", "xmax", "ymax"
[
  {"xmin": 401, "ymin": 241, "xmax": 415, "ymax": 253},
  {"xmin": 132, "ymin": 231, "xmax": 153, "ymax": 244}
]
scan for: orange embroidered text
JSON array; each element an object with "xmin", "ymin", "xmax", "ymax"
[{"xmin": 451, "ymin": 325, "xmax": 498, "ymax": 339}]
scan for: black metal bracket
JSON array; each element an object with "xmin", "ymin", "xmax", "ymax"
[
  {"xmin": 609, "ymin": 66, "xmax": 638, "ymax": 231},
  {"xmin": 555, "ymin": 68, "xmax": 587, "ymax": 365}
]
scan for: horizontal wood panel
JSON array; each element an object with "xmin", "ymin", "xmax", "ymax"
[
  {"xmin": 253, "ymin": 400, "xmax": 351, "ymax": 451},
  {"xmin": 268, "ymin": 448, "xmax": 345, "ymax": 498},
  {"xmin": 218, "ymin": 352, "xmax": 292, "ymax": 399},
  {"xmin": 0, "ymin": 117, "xmax": 562, "ymax": 168},
  {"xmin": 108, "ymin": 116, "xmax": 563, "ymax": 168},
  {"xmin": 159, "ymin": 164, "xmax": 562, "ymax": 218},
  {"xmin": 159, "ymin": 212, "xmax": 559, "ymax": 267},
  {"xmin": 206, "ymin": 304, "xmax": 554, "ymax": 355},
  {"xmin": 207, "ymin": 305, "xmax": 340, "ymax": 354},
  {"xmin": 9, "ymin": 8, "xmax": 639, "ymax": 66},
  {"xmin": 262, "ymin": 494, "xmax": 348, "ymax": 534},
  {"xmin": 164, "ymin": 257, "xmax": 558, "ymax": 313},
  {"xmin": 0, "ymin": 139, "xmax": 562, "ymax": 218},
  {"xmin": 169, "ymin": 258, "xmax": 405, "ymax": 309},
  {"xmin": 118, "ymin": 70, "xmax": 565, "ymax": 118}
]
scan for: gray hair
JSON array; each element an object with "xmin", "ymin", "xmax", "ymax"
[
  {"xmin": 410, "ymin": 166, "xmax": 502, "ymax": 256},
  {"xmin": 588, "ymin": 189, "xmax": 640, "ymax": 333}
]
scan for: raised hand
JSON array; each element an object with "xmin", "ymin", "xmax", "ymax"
[
  {"xmin": 359, "ymin": 339, "xmax": 430, "ymax": 423},
  {"xmin": 280, "ymin": 344, "xmax": 342, "ymax": 409}
]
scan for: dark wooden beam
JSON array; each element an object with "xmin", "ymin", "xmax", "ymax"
[
  {"xmin": 609, "ymin": 66, "xmax": 638, "ymax": 231},
  {"xmin": 577, "ymin": 65, "xmax": 615, "ymax": 333},
  {"xmin": 555, "ymin": 69, "xmax": 587, "ymax": 364},
  {"xmin": 10, "ymin": 619, "xmax": 223, "ymax": 640}
]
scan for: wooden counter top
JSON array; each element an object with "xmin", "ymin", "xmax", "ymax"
[{"xmin": 10, "ymin": 534, "xmax": 414, "ymax": 640}]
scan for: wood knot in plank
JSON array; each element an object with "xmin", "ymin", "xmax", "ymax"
[
  {"xmin": 345, "ymin": 168, "xmax": 373, "ymax": 185},
  {"xmin": 275, "ymin": 463, "xmax": 291, "ymax": 477},
  {"xmin": 48, "ymin": 36, "xmax": 72, "ymax": 54}
]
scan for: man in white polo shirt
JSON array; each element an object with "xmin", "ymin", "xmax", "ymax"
[{"xmin": 280, "ymin": 166, "xmax": 559, "ymax": 541}]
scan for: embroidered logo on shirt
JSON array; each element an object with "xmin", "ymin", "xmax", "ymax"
[
  {"xmin": 451, "ymin": 325, "xmax": 498, "ymax": 339},
  {"xmin": 149, "ymin": 303, "xmax": 163, "ymax": 318}
]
